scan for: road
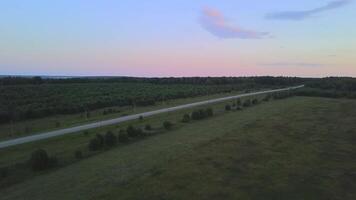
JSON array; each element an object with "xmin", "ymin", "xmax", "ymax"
[{"xmin": 0, "ymin": 85, "xmax": 304, "ymax": 149}]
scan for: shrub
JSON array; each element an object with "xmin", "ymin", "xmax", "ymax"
[
  {"xmin": 30, "ymin": 149, "xmax": 50, "ymax": 171},
  {"xmin": 191, "ymin": 110, "xmax": 201, "ymax": 120},
  {"xmin": 243, "ymin": 99, "xmax": 251, "ymax": 107},
  {"xmin": 236, "ymin": 99, "xmax": 241, "ymax": 106},
  {"xmin": 206, "ymin": 108, "xmax": 213, "ymax": 117},
  {"xmin": 163, "ymin": 121, "xmax": 173, "ymax": 130},
  {"xmin": 105, "ymin": 131, "xmax": 117, "ymax": 147},
  {"xmin": 236, "ymin": 106, "xmax": 242, "ymax": 111},
  {"xmin": 74, "ymin": 150, "xmax": 83, "ymax": 159},
  {"xmin": 225, "ymin": 104, "xmax": 231, "ymax": 111},
  {"xmin": 139, "ymin": 115, "xmax": 144, "ymax": 120},
  {"xmin": 127, "ymin": 125, "xmax": 138, "ymax": 137},
  {"xmin": 0, "ymin": 167, "xmax": 9, "ymax": 178},
  {"xmin": 83, "ymin": 130, "xmax": 89, "ymax": 136},
  {"xmin": 252, "ymin": 99, "xmax": 258, "ymax": 105},
  {"xmin": 263, "ymin": 94, "xmax": 271, "ymax": 101},
  {"xmin": 145, "ymin": 124, "xmax": 152, "ymax": 131},
  {"xmin": 96, "ymin": 134, "xmax": 104, "ymax": 146},
  {"xmin": 88, "ymin": 138, "xmax": 101, "ymax": 151},
  {"xmin": 182, "ymin": 114, "xmax": 191, "ymax": 123},
  {"xmin": 118, "ymin": 130, "xmax": 129, "ymax": 143}
]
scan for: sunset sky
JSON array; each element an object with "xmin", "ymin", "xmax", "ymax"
[{"xmin": 0, "ymin": 0, "xmax": 355, "ymax": 77}]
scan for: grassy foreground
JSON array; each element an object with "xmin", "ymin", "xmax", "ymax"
[{"xmin": 1, "ymin": 96, "xmax": 356, "ymax": 200}]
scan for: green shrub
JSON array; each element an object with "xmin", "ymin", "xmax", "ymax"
[
  {"xmin": 74, "ymin": 150, "xmax": 83, "ymax": 159},
  {"xmin": 96, "ymin": 134, "xmax": 104, "ymax": 147},
  {"xmin": 30, "ymin": 149, "xmax": 51, "ymax": 171},
  {"xmin": 163, "ymin": 121, "xmax": 173, "ymax": 130},
  {"xmin": 105, "ymin": 131, "xmax": 117, "ymax": 147},
  {"xmin": 0, "ymin": 167, "xmax": 9, "ymax": 178},
  {"xmin": 225, "ymin": 104, "xmax": 231, "ymax": 111},
  {"xmin": 139, "ymin": 115, "xmax": 144, "ymax": 120},
  {"xmin": 118, "ymin": 130, "xmax": 129, "ymax": 143},
  {"xmin": 127, "ymin": 125, "xmax": 138, "ymax": 137},
  {"xmin": 236, "ymin": 99, "xmax": 241, "ymax": 106},
  {"xmin": 145, "ymin": 124, "xmax": 152, "ymax": 131},
  {"xmin": 206, "ymin": 108, "xmax": 214, "ymax": 117},
  {"xmin": 252, "ymin": 99, "xmax": 258, "ymax": 105},
  {"xmin": 88, "ymin": 138, "xmax": 101, "ymax": 151},
  {"xmin": 243, "ymin": 99, "xmax": 251, "ymax": 107},
  {"xmin": 182, "ymin": 113, "xmax": 191, "ymax": 123}
]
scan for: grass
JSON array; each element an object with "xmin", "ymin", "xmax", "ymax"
[
  {"xmin": 0, "ymin": 89, "xmax": 254, "ymax": 141},
  {"xmin": 1, "ymin": 96, "xmax": 356, "ymax": 200}
]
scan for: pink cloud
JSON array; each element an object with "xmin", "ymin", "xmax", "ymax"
[{"xmin": 200, "ymin": 7, "xmax": 270, "ymax": 39}]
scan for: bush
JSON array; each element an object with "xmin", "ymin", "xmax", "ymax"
[
  {"xmin": 83, "ymin": 130, "xmax": 89, "ymax": 136},
  {"xmin": 88, "ymin": 138, "xmax": 101, "ymax": 151},
  {"xmin": 127, "ymin": 125, "xmax": 138, "ymax": 137},
  {"xmin": 182, "ymin": 113, "xmax": 191, "ymax": 123},
  {"xmin": 206, "ymin": 108, "xmax": 213, "ymax": 117},
  {"xmin": 74, "ymin": 150, "xmax": 83, "ymax": 159},
  {"xmin": 191, "ymin": 110, "xmax": 201, "ymax": 120},
  {"xmin": 236, "ymin": 106, "xmax": 242, "ymax": 111},
  {"xmin": 0, "ymin": 167, "xmax": 9, "ymax": 178},
  {"xmin": 145, "ymin": 124, "xmax": 152, "ymax": 131},
  {"xmin": 163, "ymin": 121, "xmax": 173, "ymax": 130},
  {"xmin": 236, "ymin": 99, "xmax": 241, "ymax": 106},
  {"xmin": 262, "ymin": 95, "xmax": 271, "ymax": 101},
  {"xmin": 30, "ymin": 149, "xmax": 51, "ymax": 171},
  {"xmin": 105, "ymin": 131, "xmax": 117, "ymax": 147},
  {"xmin": 243, "ymin": 99, "xmax": 251, "ymax": 107},
  {"xmin": 96, "ymin": 134, "xmax": 104, "ymax": 146},
  {"xmin": 252, "ymin": 99, "xmax": 258, "ymax": 105},
  {"xmin": 118, "ymin": 130, "xmax": 129, "ymax": 143},
  {"xmin": 225, "ymin": 104, "xmax": 231, "ymax": 111},
  {"xmin": 139, "ymin": 115, "xmax": 144, "ymax": 120}
]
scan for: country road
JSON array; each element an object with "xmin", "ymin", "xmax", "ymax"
[{"xmin": 0, "ymin": 85, "xmax": 304, "ymax": 149}]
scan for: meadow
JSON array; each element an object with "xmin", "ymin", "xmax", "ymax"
[{"xmin": 1, "ymin": 96, "xmax": 356, "ymax": 200}]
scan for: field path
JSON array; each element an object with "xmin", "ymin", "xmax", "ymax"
[{"xmin": 0, "ymin": 85, "xmax": 304, "ymax": 149}]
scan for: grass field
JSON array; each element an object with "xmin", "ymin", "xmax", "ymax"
[
  {"xmin": 1, "ymin": 96, "xmax": 356, "ymax": 200},
  {"xmin": 0, "ymin": 89, "xmax": 252, "ymax": 141}
]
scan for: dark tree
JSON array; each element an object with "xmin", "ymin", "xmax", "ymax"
[
  {"xmin": 163, "ymin": 121, "xmax": 173, "ymax": 130},
  {"xmin": 225, "ymin": 104, "xmax": 231, "ymax": 111},
  {"xmin": 118, "ymin": 130, "xmax": 129, "ymax": 143},
  {"xmin": 206, "ymin": 108, "xmax": 214, "ymax": 117},
  {"xmin": 182, "ymin": 114, "xmax": 191, "ymax": 123},
  {"xmin": 145, "ymin": 124, "xmax": 152, "ymax": 131},
  {"xmin": 74, "ymin": 150, "xmax": 83, "ymax": 159},
  {"xmin": 243, "ymin": 99, "xmax": 251, "ymax": 107},
  {"xmin": 30, "ymin": 149, "xmax": 50, "ymax": 171},
  {"xmin": 105, "ymin": 131, "xmax": 117, "ymax": 147}
]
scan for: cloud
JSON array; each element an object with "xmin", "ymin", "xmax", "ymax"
[
  {"xmin": 266, "ymin": 0, "xmax": 351, "ymax": 20},
  {"xmin": 261, "ymin": 62, "xmax": 324, "ymax": 67},
  {"xmin": 200, "ymin": 7, "xmax": 270, "ymax": 39}
]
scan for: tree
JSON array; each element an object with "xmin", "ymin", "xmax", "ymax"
[
  {"xmin": 127, "ymin": 125, "xmax": 137, "ymax": 137},
  {"xmin": 252, "ymin": 99, "xmax": 258, "ymax": 105},
  {"xmin": 74, "ymin": 150, "xmax": 83, "ymax": 159},
  {"xmin": 243, "ymin": 99, "xmax": 251, "ymax": 107},
  {"xmin": 118, "ymin": 130, "xmax": 129, "ymax": 143},
  {"xmin": 30, "ymin": 149, "xmax": 50, "ymax": 171},
  {"xmin": 236, "ymin": 99, "xmax": 241, "ymax": 106},
  {"xmin": 206, "ymin": 108, "xmax": 213, "ymax": 117},
  {"xmin": 88, "ymin": 138, "xmax": 101, "ymax": 151},
  {"xmin": 163, "ymin": 121, "xmax": 173, "ymax": 130},
  {"xmin": 145, "ymin": 124, "xmax": 152, "ymax": 131},
  {"xmin": 225, "ymin": 104, "xmax": 231, "ymax": 111},
  {"xmin": 105, "ymin": 131, "xmax": 117, "ymax": 147},
  {"xmin": 182, "ymin": 114, "xmax": 191, "ymax": 123},
  {"xmin": 191, "ymin": 110, "xmax": 201, "ymax": 120}
]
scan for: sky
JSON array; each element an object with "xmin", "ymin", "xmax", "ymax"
[{"xmin": 0, "ymin": 0, "xmax": 355, "ymax": 77}]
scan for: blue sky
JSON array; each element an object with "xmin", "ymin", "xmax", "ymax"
[{"xmin": 0, "ymin": 0, "xmax": 355, "ymax": 77}]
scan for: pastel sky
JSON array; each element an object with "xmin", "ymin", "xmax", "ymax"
[{"xmin": 0, "ymin": 0, "xmax": 355, "ymax": 77}]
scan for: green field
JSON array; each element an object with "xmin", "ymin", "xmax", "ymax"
[{"xmin": 1, "ymin": 96, "xmax": 356, "ymax": 200}]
